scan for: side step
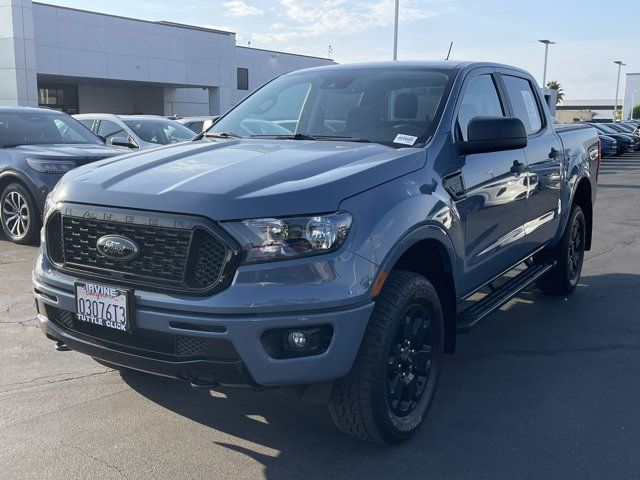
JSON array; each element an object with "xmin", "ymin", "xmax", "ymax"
[{"xmin": 456, "ymin": 262, "xmax": 555, "ymax": 334}]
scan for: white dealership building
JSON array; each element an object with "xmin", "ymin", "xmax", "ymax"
[{"xmin": 1, "ymin": 0, "xmax": 333, "ymax": 116}]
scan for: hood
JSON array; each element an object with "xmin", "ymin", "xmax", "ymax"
[
  {"xmin": 54, "ymin": 139, "xmax": 427, "ymax": 220},
  {"xmin": 9, "ymin": 143, "xmax": 126, "ymax": 165}
]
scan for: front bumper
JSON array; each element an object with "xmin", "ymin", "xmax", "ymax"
[{"xmin": 33, "ymin": 250, "xmax": 376, "ymax": 387}]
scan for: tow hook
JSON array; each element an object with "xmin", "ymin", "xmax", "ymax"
[
  {"xmin": 54, "ymin": 341, "xmax": 70, "ymax": 352},
  {"xmin": 190, "ymin": 379, "xmax": 220, "ymax": 389}
]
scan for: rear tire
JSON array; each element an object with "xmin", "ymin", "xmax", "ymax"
[
  {"xmin": 535, "ymin": 204, "xmax": 586, "ymax": 295},
  {"xmin": 328, "ymin": 270, "xmax": 444, "ymax": 444},
  {"xmin": 1, "ymin": 182, "xmax": 40, "ymax": 245}
]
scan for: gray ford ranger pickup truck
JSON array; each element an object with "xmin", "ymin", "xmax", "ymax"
[{"xmin": 33, "ymin": 61, "xmax": 599, "ymax": 444}]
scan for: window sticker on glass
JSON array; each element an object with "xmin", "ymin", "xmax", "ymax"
[
  {"xmin": 393, "ymin": 134, "xmax": 418, "ymax": 146},
  {"xmin": 520, "ymin": 90, "xmax": 541, "ymax": 132}
]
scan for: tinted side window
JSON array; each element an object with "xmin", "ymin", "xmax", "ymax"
[
  {"xmin": 457, "ymin": 75, "xmax": 504, "ymax": 140},
  {"xmin": 97, "ymin": 120, "xmax": 125, "ymax": 143},
  {"xmin": 186, "ymin": 121, "xmax": 204, "ymax": 133},
  {"xmin": 502, "ymin": 75, "xmax": 543, "ymax": 135},
  {"xmin": 77, "ymin": 119, "xmax": 95, "ymax": 130}
]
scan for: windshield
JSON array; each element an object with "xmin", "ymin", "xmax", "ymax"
[
  {"xmin": 212, "ymin": 67, "xmax": 455, "ymax": 147},
  {"xmin": 0, "ymin": 111, "xmax": 103, "ymax": 147},
  {"xmin": 593, "ymin": 124, "xmax": 618, "ymax": 134},
  {"xmin": 124, "ymin": 119, "xmax": 196, "ymax": 145}
]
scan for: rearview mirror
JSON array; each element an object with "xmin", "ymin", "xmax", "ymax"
[
  {"xmin": 458, "ymin": 117, "xmax": 527, "ymax": 155},
  {"xmin": 111, "ymin": 136, "xmax": 137, "ymax": 149}
]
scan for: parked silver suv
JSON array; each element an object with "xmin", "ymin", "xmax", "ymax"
[{"xmin": 74, "ymin": 114, "xmax": 195, "ymax": 150}]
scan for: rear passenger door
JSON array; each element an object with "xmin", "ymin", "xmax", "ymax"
[
  {"xmin": 453, "ymin": 70, "xmax": 530, "ymax": 293},
  {"xmin": 499, "ymin": 73, "xmax": 563, "ymax": 251}
]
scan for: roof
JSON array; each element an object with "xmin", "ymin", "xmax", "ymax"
[
  {"xmin": 559, "ymin": 99, "xmax": 615, "ymax": 108},
  {"xmin": 236, "ymin": 46, "xmax": 334, "ymax": 62},
  {"xmin": 286, "ymin": 60, "xmax": 531, "ymax": 75},
  {"xmin": 34, "ymin": 3, "xmax": 235, "ymax": 36},
  {"xmin": 0, "ymin": 106, "xmax": 64, "ymax": 114},
  {"xmin": 73, "ymin": 114, "xmax": 174, "ymax": 121}
]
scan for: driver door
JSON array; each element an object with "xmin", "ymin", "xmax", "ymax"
[{"xmin": 452, "ymin": 71, "xmax": 530, "ymax": 294}]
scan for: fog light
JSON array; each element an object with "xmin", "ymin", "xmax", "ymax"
[
  {"xmin": 260, "ymin": 325, "xmax": 334, "ymax": 359},
  {"xmin": 287, "ymin": 331, "xmax": 308, "ymax": 350}
]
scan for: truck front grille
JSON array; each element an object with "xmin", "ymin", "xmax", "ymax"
[{"xmin": 45, "ymin": 211, "xmax": 235, "ymax": 294}]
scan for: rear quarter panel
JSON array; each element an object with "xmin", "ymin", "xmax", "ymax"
[{"xmin": 552, "ymin": 125, "xmax": 599, "ymax": 246}]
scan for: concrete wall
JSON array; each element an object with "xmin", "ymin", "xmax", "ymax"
[
  {"xmin": 31, "ymin": 3, "xmax": 237, "ymax": 89},
  {"xmin": 0, "ymin": 2, "xmax": 333, "ymax": 115},
  {"xmin": 0, "ymin": 0, "xmax": 37, "ymax": 106},
  {"xmin": 77, "ymin": 84, "xmax": 164, "ymax": 114}
]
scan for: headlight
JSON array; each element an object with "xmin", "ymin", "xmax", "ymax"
[
  {"xmin": 26, "ymin": 158, "xmax": 76, "ymax": 174},
  {"xmin": 223, "ymin": 212, "xmax": 352, "ymax": 263}
]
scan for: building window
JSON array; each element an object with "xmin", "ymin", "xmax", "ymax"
[
  {"xmin": 38, "ymin": 83, "xmax": 79, "ymax": 114},
  {"xmin": 237, "ymin": 68, "xmax": 249, "ymax": 91}
]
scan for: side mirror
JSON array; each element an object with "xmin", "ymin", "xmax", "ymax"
[
  {"xmin": 458, "ymin": 117, "xmax": 527, "ymax": 155},
  {"xmin": 111, "ymin": 136, "xmax": 137, "ymax": 149}
]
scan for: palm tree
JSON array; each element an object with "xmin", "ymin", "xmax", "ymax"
[{"xmin": 545, "ymin": 80, "xmax": 564, "ymax": 104}]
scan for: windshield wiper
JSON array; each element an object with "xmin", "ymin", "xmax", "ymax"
[
  {"xmin": 250, "ymin": 133, "xmax": 370, "ymax": 143},
  {"xmin": 194, "ymin": 131, "xmax": 241, "ymax": 141}
]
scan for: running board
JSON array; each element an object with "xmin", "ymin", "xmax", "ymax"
[{"xmin": 456, "ymin": 262, "xmax": 555, "ymax": 334}]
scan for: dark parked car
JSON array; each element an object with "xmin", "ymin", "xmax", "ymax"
[
  {"xmin": 607, "ymin": 122, "xmax": 638, "ymax": 136},
  {"xmin": 0, "ymin": 107, "xmax": 124, "ymax": 244},
  {"xmin": 588, "ymin": 123, "xmax": 638, "ymax": 153},
  {"xmin": 34, "ymin": 61, "xmax": 599, "ymax": 444},
  {"xmin": 598, "ymin": 134, "xmax": 618, "ymax": 157}
]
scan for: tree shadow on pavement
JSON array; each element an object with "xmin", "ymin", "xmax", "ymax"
[{"xmin": 122, "ymin": 273, "xmax": 640, "ymax": 480}]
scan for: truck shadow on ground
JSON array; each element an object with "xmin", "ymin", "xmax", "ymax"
[{"xmin": 122, "ymin": 272, "xmax": 640, "ymax": 479}]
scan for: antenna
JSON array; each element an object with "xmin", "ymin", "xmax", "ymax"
[{"xmin": 445, "ymin": 41, "xmax": 453, "ymax": 60}]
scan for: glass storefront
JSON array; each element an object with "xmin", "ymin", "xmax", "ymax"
[{"xmin": 38, "ymin": 83, "xmax": 79, "ymax": 114}]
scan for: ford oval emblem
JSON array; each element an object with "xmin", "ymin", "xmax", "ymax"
[{"xmin": 96, "ymin": 235, "xmax": 139, "ymax": 262}]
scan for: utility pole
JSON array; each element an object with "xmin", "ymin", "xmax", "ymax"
[
  {"xmin": 393, "ymin": 0, "xmax": 399, "ymax": 61},
  {"xmin": 613, "ymin": 60, "xmax": 626, "ymax": 122},
  {"xmin": 538, "ymin": 39, "xmax": 555, "ymax": 90}
]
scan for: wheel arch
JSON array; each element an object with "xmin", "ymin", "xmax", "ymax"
[
  {"xmin": 0, "ymin": 170, "xmax": 42, "ymax": 217},
  {"xmin": 571, "ymin": 176, "xmax": 593, "ymax": 251},
  {"xmin": 377, "ymin": 225, "xmax": 459, "ymax": 354}
]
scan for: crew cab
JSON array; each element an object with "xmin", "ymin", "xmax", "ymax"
[{"xmin": 33, "ymin": 61, "xmax": 599, "ymax": 444}]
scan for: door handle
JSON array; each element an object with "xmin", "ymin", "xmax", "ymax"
[{"xmin": 510, "ymin": 160, "xmax": 526, "ymax": 175}]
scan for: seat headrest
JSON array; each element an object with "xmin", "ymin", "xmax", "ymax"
[{"xmin": 394, "ymin": 93, "xmax": 418, "ymax": 119}]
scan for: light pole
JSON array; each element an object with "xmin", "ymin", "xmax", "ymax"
[
  {"xmin": 613, "ymin": 60, "xmax": 626, "ymax": 122},
  {"xmin": 538, "ymin": 39, "xmax": 555, "ymax": 90},
  {"xmin": 630, "ymin": 89, "xmax": 637, "ymax": 120},
  {"xmin": 393, "ymin": 0, "xmax": 399, "ymax": 61}
]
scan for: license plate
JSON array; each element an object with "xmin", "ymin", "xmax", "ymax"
[{"xmin": 75, "ymin": 282, "xmax": 131, "ymax": 332}]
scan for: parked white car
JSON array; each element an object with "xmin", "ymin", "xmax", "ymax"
[
  {"xmin": 74, "ymin": 114, "xmax": 196, "ymax": 150},
  {"xmin": 176, "ymin": 116, "xmax": 220, "ymax": 133}
]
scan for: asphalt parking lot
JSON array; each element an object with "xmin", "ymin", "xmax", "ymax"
[{"xmin": 1, "ymin": 152, "xmax": 639, "ymax": 480}]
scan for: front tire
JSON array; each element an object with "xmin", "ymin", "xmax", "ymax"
[
  {"xmin": 535, "ymin": 204, "xmax": 586, "ymax": 295},
  {"xmin": 1, "ymin": 182, "xmax": 40, "ymax": 245},
  {"xmin": 328, "ymin": 270, "xmax": 444, "ymax": 444}
]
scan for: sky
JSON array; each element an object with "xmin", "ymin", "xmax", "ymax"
[{"xmin": 38, "ymin": 0, "xmax": 640, "ymax": 100}]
